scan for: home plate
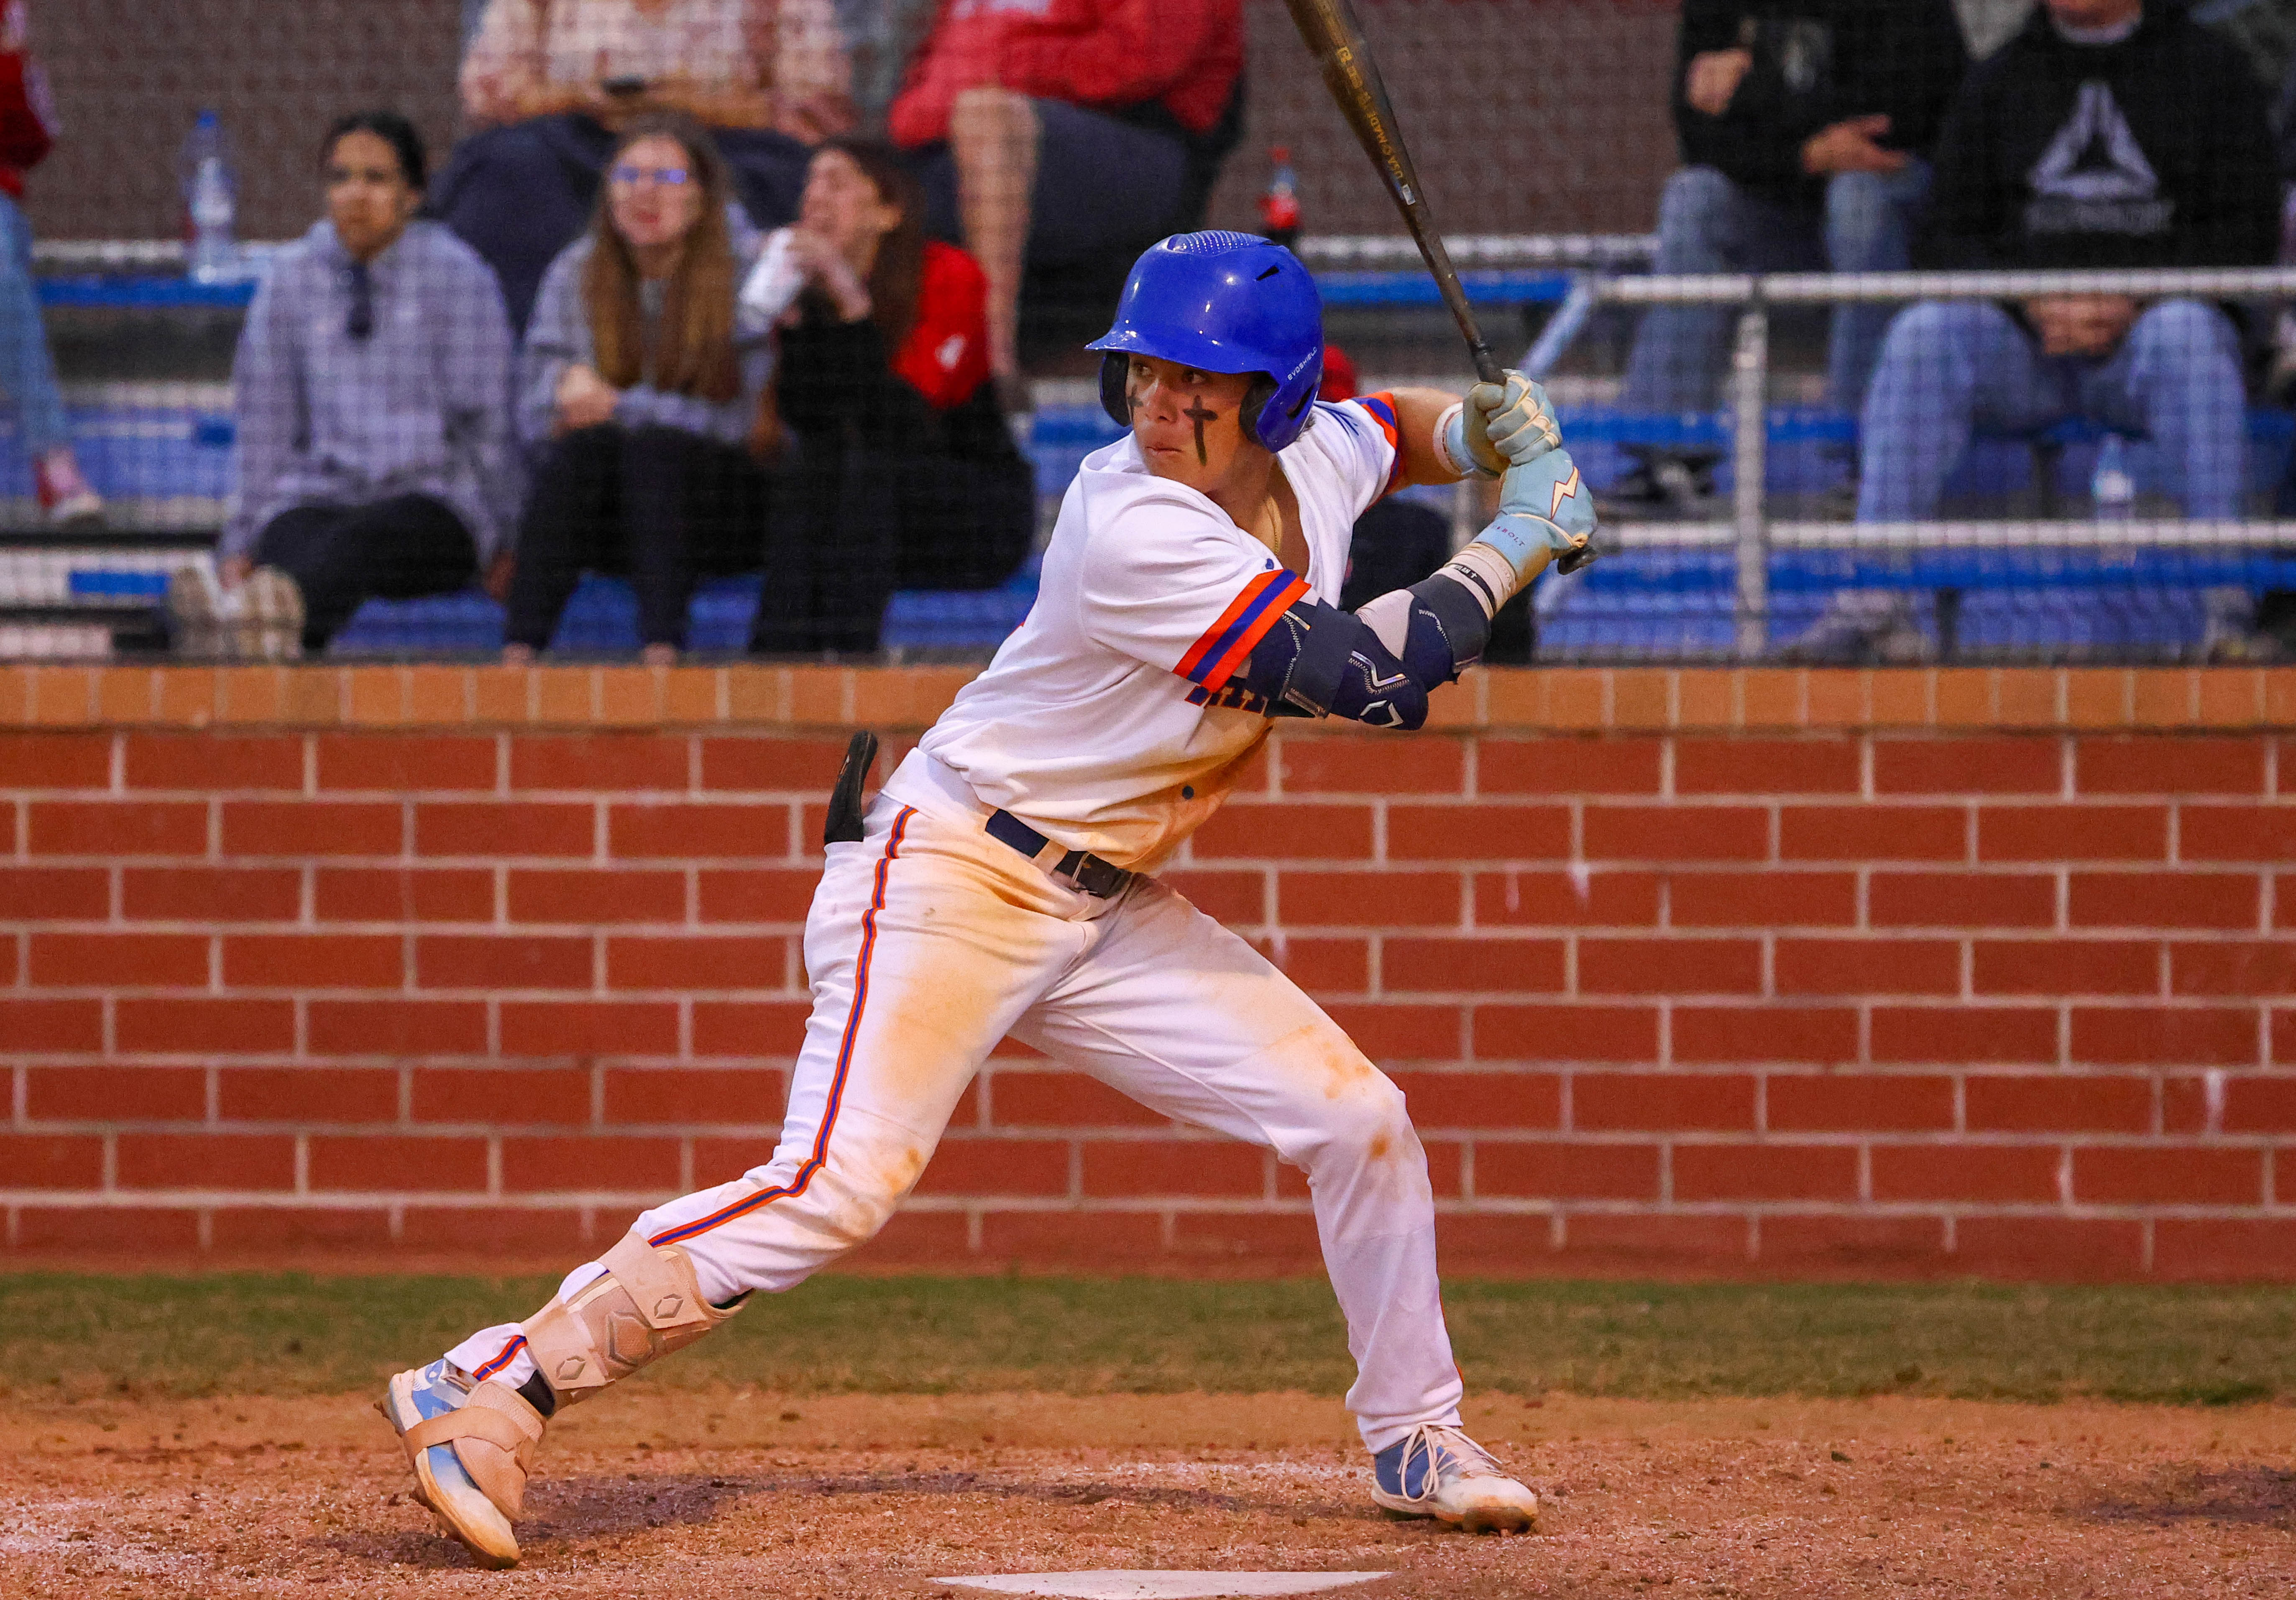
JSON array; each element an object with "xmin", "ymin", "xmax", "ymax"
[{"xmin": 935, "ymin": 1574, "xmax": 1392, "ymax": 1598}]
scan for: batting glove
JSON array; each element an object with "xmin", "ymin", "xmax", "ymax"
[
  {"xmin": 1479, "ymin": 447, "xmax": 1595, "ymax": 578},
  {"xmin": 1448, "ymin": 369, "xmax": 1562, "ymax": 477}
]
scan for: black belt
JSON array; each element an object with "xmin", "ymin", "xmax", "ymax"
[{"xmin": 984, "ymin": 809, "xmax": 1136, "ymax": 899}]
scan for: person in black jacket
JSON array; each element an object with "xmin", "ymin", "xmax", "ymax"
[
  {"xmin": 746, "ymin": 138, "xmax": 1034, "ymax": 654},
  {"xmin": 1855, "ymin": 0, "xmax": 2279, "ymax": 524},
  {"xmin": 1614, "ymin": 0, "xmax": 1967, "ymax": 509}
]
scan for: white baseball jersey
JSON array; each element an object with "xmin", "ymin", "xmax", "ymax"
[{"xmin": 902, "ymin": 394, "xmax": 1406, "ymax": 872}]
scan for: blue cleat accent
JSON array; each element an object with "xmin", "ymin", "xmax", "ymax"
[
  {"xmin": 376, "ymin": 1359, "xmax": 527, "ymax": 1568},
  {"xmin": 402, "ymin": 1361, "xmax": 491, "ymax": 1507},
  {"xmin": 1368, "ymin": 1423, "xmax": 1540, "ymax": 1533},
  {"xmin": 1373, "ymin": 1433, "xmax": 1435, "ymax": 1499}
]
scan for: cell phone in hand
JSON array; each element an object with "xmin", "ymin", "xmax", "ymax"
[{"xmin": 602, "ymin": 75, "xmax": 648, "ymax": 97}]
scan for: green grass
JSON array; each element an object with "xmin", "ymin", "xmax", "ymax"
[{"xmin": 7, "ymin": 1273, "xmax": 2295, "ymax": 1406}]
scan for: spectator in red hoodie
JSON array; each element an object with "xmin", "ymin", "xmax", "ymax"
[
  {"xmin": 887, "ymin": 0, "xmax": 1244, "ymax": 397},
  {"xmin": 0, "ymin": 2, "xmax": 98, "ymax": 524}
]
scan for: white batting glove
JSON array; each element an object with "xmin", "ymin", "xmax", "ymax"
[{"xmin": 1446, "ymin": 369, "xmax": 1562, "ymax": 477}]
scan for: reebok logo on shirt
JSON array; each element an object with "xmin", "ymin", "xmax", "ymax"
[{"xmin": 2025, "ymin": 81, "xmax": 2171, "ymax": 237}]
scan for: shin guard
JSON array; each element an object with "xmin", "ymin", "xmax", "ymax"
[{"xmin": 520, "ymin": 1231, "xmax": 742, "ymax": 1407}]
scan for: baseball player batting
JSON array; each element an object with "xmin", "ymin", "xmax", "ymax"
[{"xmin": 378, "ymin": 230, "xmax": 1593, "ymax": 1567}]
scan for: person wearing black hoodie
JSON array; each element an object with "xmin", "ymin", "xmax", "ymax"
[
  {"xmin": 1856, "ymin": 0, "xmax": 2279, "ymax": 523},
  {"xmin": 1612, "ymin": 0, "xmax": 1968, "ymax": 510}
]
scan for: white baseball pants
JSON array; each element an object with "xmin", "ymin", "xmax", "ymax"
[{"xmin": 447, "ymin": 760, "xmax": 1465, "ymax": 1450}]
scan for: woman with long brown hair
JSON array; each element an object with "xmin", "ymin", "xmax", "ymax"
[
  {"xmin": 742, "ymin": 136, "xmax": 1034, "ymax": 654},
  {"xmin": 504, "ymin": 113, "xmax": 772, "ymax": 660}
]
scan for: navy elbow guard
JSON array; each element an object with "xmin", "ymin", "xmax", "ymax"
[
  {"xmin": 1397, "ymin": 573, "xmax": 1493, "ymax": 684},
  {"xmin": 1231, "ymin": 597, "xmax": 1429, "ymax": 730},
  {"xmin": 1350, "ymin": 571, "xmax": 1495, "ymax": 690}
]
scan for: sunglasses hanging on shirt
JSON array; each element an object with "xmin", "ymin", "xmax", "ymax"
[{"xmin": 346, "ymin": 260, "xmax": 374, "ymax": 342}]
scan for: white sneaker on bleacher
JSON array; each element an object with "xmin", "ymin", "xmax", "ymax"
[
  {"xmin": 166, "ymin": 563, "xmax": 226, "ymax": 657},
  {"xmin": 242, "ymin": 566, "xmax": 305, "ymax": 660},
  {"xmin": 166, "ymin": 564, "xmax": 302, "ymax": 659}
]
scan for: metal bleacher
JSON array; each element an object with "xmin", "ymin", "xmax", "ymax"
[
  {"xmin": 5, "ymin": 233, "xmax": 1663, "ymax": 660},
  {"xmin": 12, "ymin": 235, "xmax": 2296, "ymax": 664}
]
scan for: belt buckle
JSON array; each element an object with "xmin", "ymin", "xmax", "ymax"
[
  {"xmin": 1049, "ymin": 848, "xmax": 1121, "ymax": 899},
  {"xmin": 1072, "ymin": 854, "xmax": 1129, "ymax": 899}
]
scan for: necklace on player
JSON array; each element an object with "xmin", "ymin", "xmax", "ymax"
[{"xmin": 1252, "ymin": 499, "xmax": 1279, "ymax": 550}]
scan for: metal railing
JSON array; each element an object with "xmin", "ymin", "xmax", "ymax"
[
  {"xmin": 1298, "ymin": 234, "xmax": 1657, "ymax": 271},
  {"xmin": 1544, "ymin": 266, "xmax": 2296, "ymax": 658}
]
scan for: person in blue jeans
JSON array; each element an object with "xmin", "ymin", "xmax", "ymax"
[
  {"xmin": 1626, "ymin": 161, "xmax": 1934, "ymax": 422},
  {"xmin": 1859, "ymin": 298, "xmax": 2247, "ymax": 522},
  {"xmin": 0, "ymin": 1, "xmax": 98, "ymax": 524},
  {"xmin": 1613, "ymin": 0, "xmax": 1967, "ymax": 510},
  {"xmin": 1791, "ymin": 0, "xmax": 2282, "ymax": 663},
  {"xmin": 1854, "ymin": 0, "xmax": 2278, "ymax": 525}
]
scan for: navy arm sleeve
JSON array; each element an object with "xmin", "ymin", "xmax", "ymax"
[{"xmin": 1230, "ymin": 597, "xmax": 1429, "ymax": 731}]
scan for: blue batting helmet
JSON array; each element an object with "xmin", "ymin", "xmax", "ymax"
[{"xmin": 1087, "ymin": 231, "xmax": 1324, "ymax": 452}]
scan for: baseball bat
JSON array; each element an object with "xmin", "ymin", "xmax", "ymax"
[
  {"xmin": 1282, "ymin": 0, "xmax": 1500, "ymax": 386},
  {"xmin": 1283, "ymin": 0, "xmax": 1598, "ymax": 573}
]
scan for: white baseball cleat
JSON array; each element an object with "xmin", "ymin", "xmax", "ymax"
[
  {"xmin": 1368, "ymin": 1423, "xmax": 1540, "ymax": 1533},
  {"xmin": 376, "ymin": 1358, "xmax": 545, "ymax": 1569}
]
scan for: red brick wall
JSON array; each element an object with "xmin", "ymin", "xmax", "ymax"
[{"xmin": 3, "ymin": 662, "xmax": 2294, "ymax": 1280}]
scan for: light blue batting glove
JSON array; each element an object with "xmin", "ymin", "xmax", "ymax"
[
  {"xmin": 1478, "ymin": 447, "xmax": 1596, "ymax": 578},
  {"xmin": 1445, "ymin": 368, "xmax": 1562, "ymax": 476}
]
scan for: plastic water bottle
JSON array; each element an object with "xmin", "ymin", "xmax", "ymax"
[
  {"xmin": 1259, "ymin": 145, "xmax": 1300, "ymax": 249},
  {"xmin": 180, "ymin": 110, "xmax": 239, "ymax": 284},
  {"xmin": 2091, "ymin": 433, "xmax": 2135, "ymax": 521}
]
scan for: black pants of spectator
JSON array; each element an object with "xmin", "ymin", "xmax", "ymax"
[
  {"xmin": 749, "ymin": 440, "xmax": 1035, "ymax": 655},
  {"xmin": 427, "ymin": 113, "xmax": 810, "ymax": 331},
  {"xmin": 2260, "ymin": 449, "xmax": 2296, "ymax": 653},
  {"xmin": 506, "ymin": 425, "xmax": 765, "ymax": 651},
  {"xmin": 1340, "ymin": 497, "xmax": 1534, "ymax": 664},
  {"xmin": 255, "ymin": 494, "xmax": 477, "ymax": 652}
]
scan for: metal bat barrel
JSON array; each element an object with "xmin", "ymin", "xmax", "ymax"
[
  {"xmin": 1281, "ymin": 0, "xmax": 1502, "ymax": 385},
  {"xmin": 1283, "ymin": 0, "xmax": 1595, "ymax": 572}
]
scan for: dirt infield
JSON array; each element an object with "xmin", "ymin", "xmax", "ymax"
[{"xmin": 3, "ymin": 1390, "xmax": 2289, "ymax": 1599}]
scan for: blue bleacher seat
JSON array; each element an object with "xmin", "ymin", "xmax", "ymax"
[
  {"xmin": 1312, "ymin": 270, "xmax": 1574, "ymax": 308},
  {"xmin": 329, "ymin": 558, "xmax": 1046, "ymax": 657},
  {"xmin": 34, "ymin": 385, "xmax": 2296, "ymax": 665},
  {"xmin": 38, "ymin": 269, "xmax": 1575, "ymax": 317},
  {"xmin": 0, "ymin": 405, "xmax": 234, "ymax": 505},
  {"xmin": 37, "ymin": 276, "xmax": 258, "ymax": 311}
]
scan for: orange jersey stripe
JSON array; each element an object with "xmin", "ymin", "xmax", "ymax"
[
  {"xmin": 1358, "ymin": 391, "xmax": 1408, "ymax": 497},
  {"xmin": 1176, "ymin": 568, "xmax": 1290, "ymax": 682},
  {"xmin": 1199, "ymin": 571, "xmax": 1308, "ymax": 692}
]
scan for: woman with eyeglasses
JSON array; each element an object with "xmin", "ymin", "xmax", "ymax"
[
  {"xmin": 504, "ymin": 114, "xmax": 773, "ymax": 662},
  {"xmin": 182, "ymin": 110, "xmax": 519, "ymax": 658},
  {"xmin": 744, "ymin": 137, "xmax": 1033, "ymax": 654}
]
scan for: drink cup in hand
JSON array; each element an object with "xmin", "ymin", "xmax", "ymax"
[{"xmin": 738, "ymin": 228, "xmax": 808, "ymax": 334}]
